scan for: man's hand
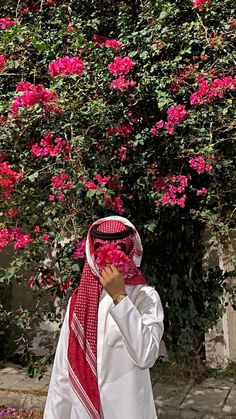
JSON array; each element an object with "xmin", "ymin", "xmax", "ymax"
[{"xmin": 99, "ymin": 265, "xmax": 126, "ymax": 299}]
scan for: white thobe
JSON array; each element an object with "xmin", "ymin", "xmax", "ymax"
[{"xmin": 44, "ymin": 285, "xmax": 164, "ymax": 419}]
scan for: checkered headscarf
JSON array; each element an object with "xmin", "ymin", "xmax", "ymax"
[{"xmin": 68, "ymin": 216, "xmax": 147, "ymax": 418}]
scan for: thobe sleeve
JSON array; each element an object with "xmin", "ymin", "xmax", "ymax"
[
  {"xmin": 109, "ymin": 287, "xmax": 164, "ymax": 369},
  {"xmin": 43, "ymin": 299, "xmax": 72, "ymax": 419}
]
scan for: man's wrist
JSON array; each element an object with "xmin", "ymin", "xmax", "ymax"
[{"xmin": 112, "ymin": 291, "xmax": 127, "ymax": 305}]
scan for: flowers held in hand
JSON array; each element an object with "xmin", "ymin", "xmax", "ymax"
[
  {"xmin": 95, "ymin": 243, "xmax": 130, "ymax": 274},
  {"xmin": 49, "ymin": 56, "xmax": 85, "ymax": 77}
]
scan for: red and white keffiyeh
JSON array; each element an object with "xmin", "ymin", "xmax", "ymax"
[{"xmin": 68, "ymin": 216, "xmax": 147, "ymax": 418}]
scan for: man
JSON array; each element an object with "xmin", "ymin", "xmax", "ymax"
[{"xmin": 44, "ymin": 215, "xmax": 164, "ymax": 419}]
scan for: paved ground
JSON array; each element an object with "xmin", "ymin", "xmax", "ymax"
[{"xmin": 0, "ymin": 363, "xmax": 236, "ymax": 418}]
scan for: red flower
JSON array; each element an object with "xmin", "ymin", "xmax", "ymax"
[
  {"xmin": 71, "ymin": 238, "xmax": 86, "ymax": 259},
  {"xmin": 95, "ymin": 243, "xmax": 130, "ymax": 274},
  {"xmin": 105, "ymin": 39, "xmax": 122, "ymax": 51},
  {"xmin": 111, "ymin": 76, "xmax": 136, "ymax": 91},
  {"xmin": 49, "ymin": 56, "xmax": 85, "ymax": 77},
  {"xmin": 108, "ymin": 57, "xmax": 134, "ymax": 76},
  {"xmin": 5, "ymin": 207, "xmax": 18, "ymax": 217},
  {"xmin": 0, "ymin": 55, "xmax": 6, "ymax": 72},
  {"xmin": 0, "ymin": 17, "xmax": 15, "ymax": 30}
]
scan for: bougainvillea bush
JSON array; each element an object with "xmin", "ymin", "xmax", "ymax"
[{"xmin": 0, "ymin": 0, "xmax": 235, "ymax": 369}]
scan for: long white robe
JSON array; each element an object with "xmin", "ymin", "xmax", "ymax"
[{"xmin": 44, "ymin": 285, "xmax": 164, "ymax": 419}]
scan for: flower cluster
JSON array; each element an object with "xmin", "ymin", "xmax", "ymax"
[
  {"xmin": 0, "ymin": 17, "xmax": 15, "ymax": 30},
  {"xmin": 111, "ymin": 76, "xmax": 136, "ymax": 91},
  {"xmin": 10, "ymin": 81, "xmax": 62, "ymax": 114},
  {"xmin": 71, "ymin": 237, "xmax": 86, "ymax": 259},
  {"xmin": 108, "ymin": 57, "xmax": 134, "ymax": 76},
  {"xmin": 0, "ymin": 162, "xmax": 23, "ymax": 200},
  {"xmin": 151, "ymin": 104, "xmax": 189, "ymax": 136},
  {"xmin": 5, "ymin": 207, "xmax": 18, "ymax": 217},
  {"xmin": 31, "ymin": 132, "xmax": 71, "ymax": 158},
  {"xmin": 153, "ymin": 175, "xmax": 190, "ymax": 208},
  {"xmin": 105, "ymin": 195, "xmax": 124, "ymax": 215},
  {"xmin": 108, "ymin": 56, "xmax": 136, "ymax": 92},
  {"xmin": 0, "ymin": 55, "xmax": 6, "ymax": 72},
  {"xmin": 0, "ymin": 227, "xmax": 33, "ymax": 252},
  {"xmin": 49, "ymin": 56, "xmax": 85, "ymax": 77},
  {"xmin": 106, "ymin": 122, "xmax": 133, "ymax": 138},
  {"xmin": 190, "ymin": 76, "xmax": 236, "ymax": 105},
  {"xmin": 50, "ymin": 172, "xmax": 73, "ymax": 203},
  {"xmin": 51, "ymin": 173, "xmax": 73, "ymax": 188},
  {"xmin": 189, "ymin": 156, "xmax": 213, "ymax": 173},
  {"xmin": 95, "ymin": 243, "xmax": 129, "ymax": 273},
  {"xmin": 85, "ymin": 173, "xmax": 111, "ymax": 190}
]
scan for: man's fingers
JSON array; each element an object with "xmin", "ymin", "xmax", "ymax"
[{"xmin": 110, "ymin": 264, "xmax": 119, "ymax": 274}]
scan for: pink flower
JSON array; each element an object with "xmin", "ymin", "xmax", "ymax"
[
  {"xmin": 193, "ymin": 0, "xmax": 207, "ymax": 11},
  {"xmin": 105, "ymin": 39, "xmax": 122, "ymax": 51},
  {"xmin": 108, "ymin": 56, "xmax": 134, "ymax": 76},
  {"xmin": 14, "ymin": 233, "xmax": 33, "ymax": 249},
  {"xmin": 0, "ymin": 161, "xmax": 23, "ymax": 200},
  {"xmin": 49, "ymin": 56, "xmax": 85, "ymax": 77},
  {"xmin": 151, "ymin": 106, "xmax": 188, "ymax": 136},
  {"xmin": 111, "ymin": 76, "xmax": 136, "ymax": 91},
  {"xmin": 34, "ymin": 226, "xmax": 41, "ymax": 232},
  {"xmin": 197, "ymin": 187, "xmax": 208, "ymax": 196},
  {"xmin": 10, "ymin": 82, "xmax": 62, "ymax": 115},
  {"xmin": 51, "ymin": 172, "xmax": 73, "ymax": 189},
  {"xmin": 5, "ymin": 207, "xmax": 18, "ymax": 217},
  {"xmin": 31, "ymin": 132, "xmax": 71, "ymax": 158},
  {"xmin": 153, "ymin": 175, "xmax": 190, "ymax": 208},
  {"xmin": 48, "ymin": 194, "xmax": 55, "ymax": 201},
  {"xmin": 190, "ymin": 76, "xmax": 236, "ymax": 106},
  {"xmin": 105, "ymin": 195, "xmax": 124, "ymax": 215},
  {"xmin": 95, "ymin": 243, "xmax": 130, "ymax": 274},
  {"xmin": 71, "ymin": 237, "xmax": 86, "ymax": 259},
  {"xmin": 167, "ymin": 104, "xmax": 189, "ymax": 126},
  {"xmin": 85, "ymin": 181, "xmax": 97, "ymax": 190},
  {"xmin": 0, "ymin": 17, "xmax": 15, "ymax": 30},
  {"xmin": 42, "ymin": 233, "xmax": 50, "ymax": 241},
  {"xmin": 94, "ymin": 174, "xmax": 110, "ymax": 186},
  {"xmin": 0, "ymin": 55, "xmax": 6, "ymax": 72},
  {"xmin": 189, "ymin": 156, "xmax": 212, "ymax": 173}
]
